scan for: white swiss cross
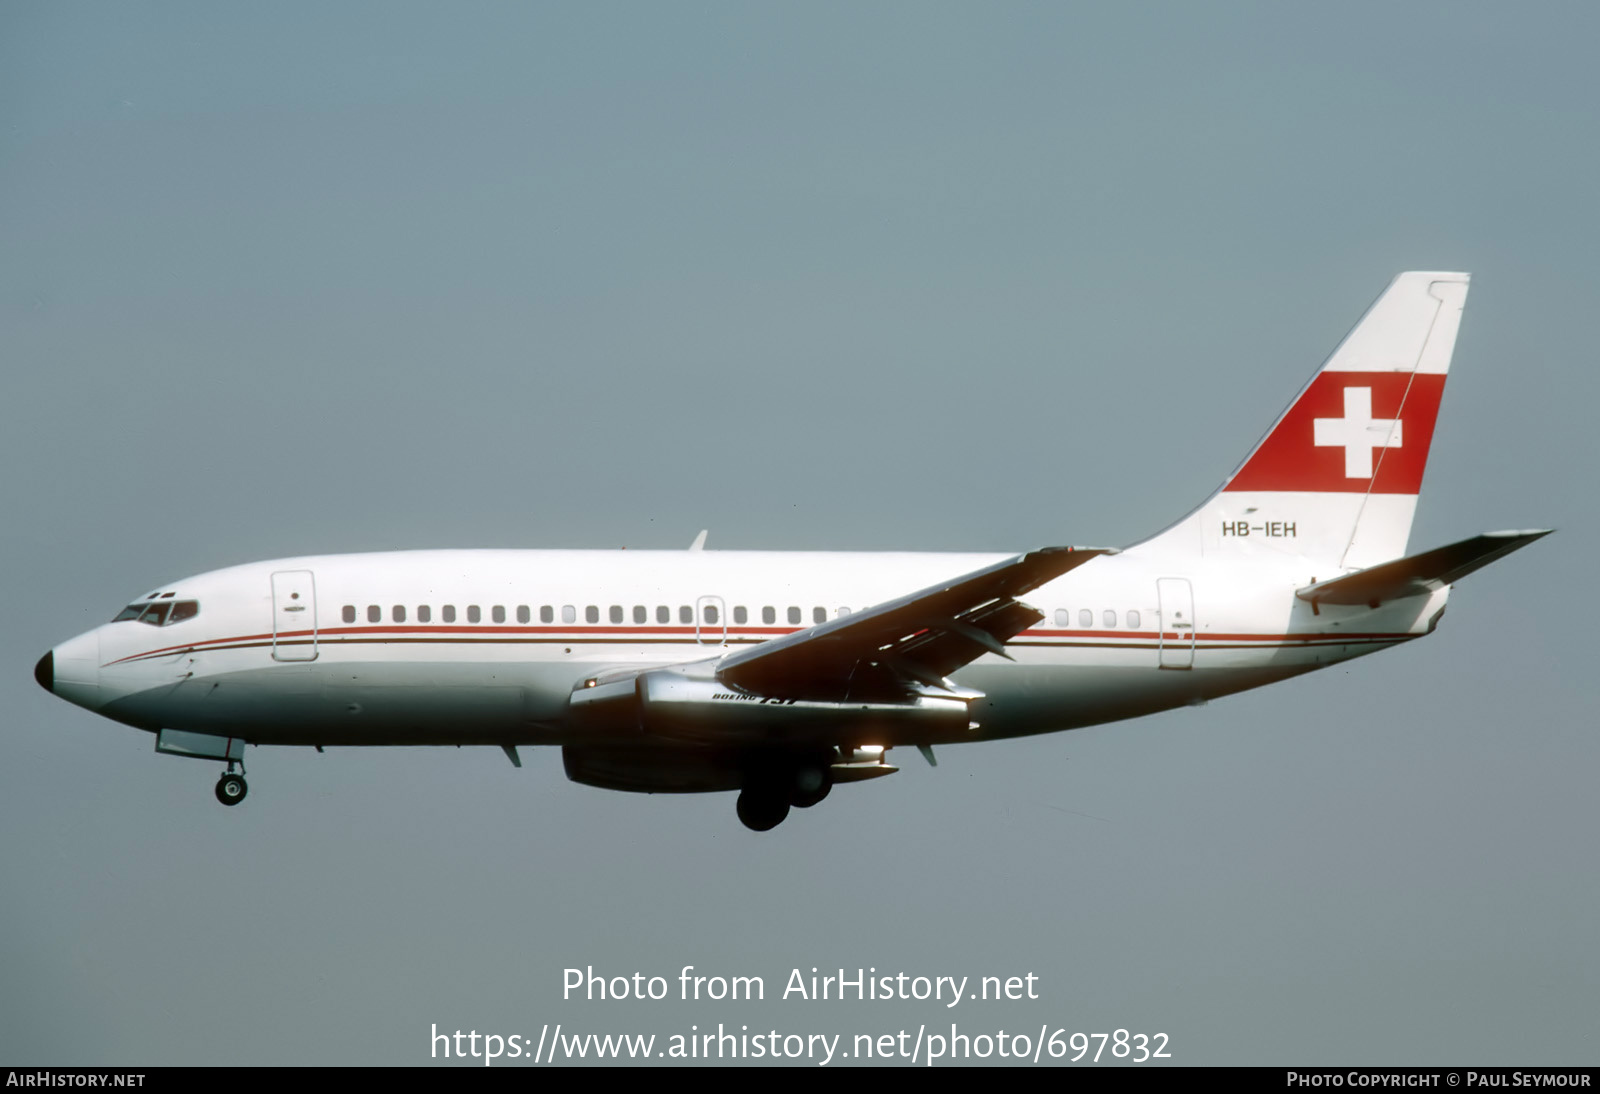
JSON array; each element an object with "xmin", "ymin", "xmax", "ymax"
[{"xmin": 1313, "ymin": 386, "xmax": 1402, "ymax": 478}]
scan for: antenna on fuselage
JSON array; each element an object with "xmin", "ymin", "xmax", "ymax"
[{"xmin": 688, "ymin": 529, "xmax": 708, "ymax": 551}]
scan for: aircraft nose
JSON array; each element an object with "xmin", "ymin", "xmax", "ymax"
[{"xmin": 45, "ymin": 631, "xmax": 103, "ymax": 710}]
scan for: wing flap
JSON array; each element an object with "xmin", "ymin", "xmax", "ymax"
[{"xmin": 891, "ymin": 599, "xmax": 1044, "ymax": 676}]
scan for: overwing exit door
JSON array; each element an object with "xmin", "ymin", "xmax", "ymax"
[{"xmin": 696, "ymin": 595, "xmax": 726, "ymax": 645}]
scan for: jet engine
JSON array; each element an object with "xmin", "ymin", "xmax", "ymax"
[{"xmin": 567, "ymin": 666, "xmax": 972, "ymax": 746}]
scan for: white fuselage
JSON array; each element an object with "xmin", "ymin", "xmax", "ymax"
[
  {"xmin": 35, "ymin": 272, "xmax": 1531, "ymax": 829},
  {"xmin": 49, "ymin": 546, "xmax": 1447, "ymax": 751}
]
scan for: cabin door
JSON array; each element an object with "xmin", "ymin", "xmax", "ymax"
[
  {"xmin": 271, "ymin": 570, "xmax": 319, "ymax": 662},
  {"xmin": 1157, "ymin": 578, "xmax": 1195, "ymax": 670}
]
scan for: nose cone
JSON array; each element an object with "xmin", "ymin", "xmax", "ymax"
[{"xmin": 45, "ymin": 630, "xmax": 102, "ymax": 711}]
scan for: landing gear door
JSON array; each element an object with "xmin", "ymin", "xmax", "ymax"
[
  {"xmin": 1157, "ymin": 577, "xmax": 1195, "ymax": 670},
  {"xmin": 271, "ymin": 570, "xmax": 318, "ymax": 662}
]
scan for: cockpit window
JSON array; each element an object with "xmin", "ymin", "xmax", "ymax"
[{"xmin": 112, "ymin": 600, "xmax": 199, "ymax": 626}]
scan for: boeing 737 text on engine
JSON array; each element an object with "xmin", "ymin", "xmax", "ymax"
[{"xmin": 35, "ymin": 273, "xmax": 1548, "ymax": 830}]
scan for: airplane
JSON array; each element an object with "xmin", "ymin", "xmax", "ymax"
[{"xmin": 34, "ymin": 271, "xmax": 1549, "ymax": 830}]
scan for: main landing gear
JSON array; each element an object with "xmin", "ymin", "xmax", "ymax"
[
  {"xmin": 214, "ymin": 762, "xmax": 248, "ymax": 807},
  {"xmin": 735, "ymin": 755, "xmax": 833, "ymax": 832}
]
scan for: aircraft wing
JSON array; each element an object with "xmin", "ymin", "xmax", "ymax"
[{"xmin": 714, "ymin": 546, "xmax": 1111, "ymax": 699}]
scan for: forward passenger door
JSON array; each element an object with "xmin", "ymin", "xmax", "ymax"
[{"xmin": 271, "ymin": 570, "xmax": 318, "ymax": 662}]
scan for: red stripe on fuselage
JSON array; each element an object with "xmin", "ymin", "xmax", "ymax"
[{"xmin": 107, "ymin": 625, "xmax": 1411, "ymax": 666}]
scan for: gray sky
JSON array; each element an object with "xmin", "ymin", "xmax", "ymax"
[{"xmin": 3, "ymin": 1, "xmax": 1594, "ymax": 1066}]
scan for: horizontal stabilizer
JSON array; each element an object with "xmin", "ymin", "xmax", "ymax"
[{"xmin": 1296, "ymin": 530, "xmax": 1552, "ymax": 607}]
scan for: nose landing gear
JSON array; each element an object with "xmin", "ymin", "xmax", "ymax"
[{"xmin": 214, "ymin": 762, "xmax": 248, "ymax": 806}]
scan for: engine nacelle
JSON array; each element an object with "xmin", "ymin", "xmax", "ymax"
[
  {"xmin": 562, "ymin": 745, "xmax": 743, "ymax": 794},
  {"xmin": 642, "ymin": 670, "xmax": 969, "ymax": 744},
  {"xmin": 566, "ymin": 667, "xmax": 973, "ymax": 745}
]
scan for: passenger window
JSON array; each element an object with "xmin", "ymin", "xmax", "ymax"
[
  {"xmin": 467, "ymin": 605, "xmax": 482, "ymax": 623},
  {"xmin": 1079, "ymin": 609, "xmax": 1093, "ymax": 628},
  {"xmin": 418, "ymin": 605, "xmax": 431, "ymax": 623},
  {"xmin": 1103, "ymin": 609, "xmax": 1117, "ymax": 628},
  {"xmin": 1127, "ymin": 609, "xmax": 1141, "ymax": 629},
  {"xmin": 393, "ymin": 605, "xmax": 406, "ymax": 623},
  {"xmin": 733, "ymin": 606, "xmax": 747, "ymax": 624},
  {"xmin": 762, "ymin": 606, "xmax": 776, "ymax": 625},
  {"xmin": 609, "ymin": 605, "xmax": 623, "ymax": 624},
  {"xmin": 1055, "ymin": 608, "xmax": 1069, "ymax": 627},
  {"xmin": 540, "ymin": 605, "xmax": 554, "ymax": 623},
  {"xmin": 679, "ymin": 606, "xmax": 692, "ymax": 624},
  {"xmin": 633, "ymin": 606, "xmax": 647, "ymax": 624},
  {"xmin": 788, "ymin": 607, "xmax": 801, "ymax": 625},
  {"xmin": 561, "ymin": 605, "xmax": 576, "ymax": 624},
  {"xmin": 585, "ymin": 605, "xmax": 599, "ymax": 624},
  {"xmin": 368, "ymin": 605, "xmax": 381, "ymax": 624},
  {"xmin": 813, "ymin": 607, "xmax": 826, "ymax": 624},
  {"xmin": 517, "ymin": 606, "xmax": 530, "ymax": 624},
  {"xmin": 703, "ymin": 604, "xmax": 719, "ymax": 625},
  {"xmin": 443, "ymin": 605, "xmax": 457, "ymax": 623},
  {"xmin": 656, "ymin": 606, "xmax": 670, "ymax": 624},
  {"xmin": 342, "ymin": 605, "xmax": 356, "ymax": 624},
  {"xmin": 168, "ymin": 600, "xmax": 199, "ymax": 625},
  {"xmin": 837, "ymin": 607, "xmax": 851, "ymax": 617},
  {"xmin": 492, "ymin": 605, "xmax": 506, "ymax": 624}
]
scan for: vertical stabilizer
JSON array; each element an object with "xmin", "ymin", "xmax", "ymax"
[{"xmin": 1128, "ymin": 272, "xmax": 1469, "ymax": 570}]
